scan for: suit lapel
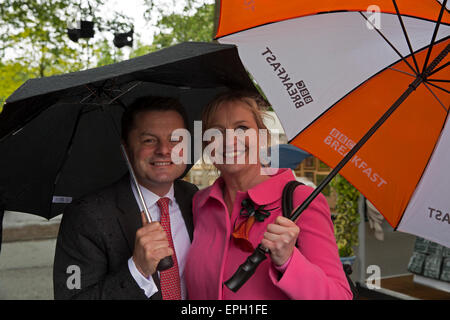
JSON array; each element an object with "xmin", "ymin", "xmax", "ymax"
[
  {"xmin": 173, "ymin": 180, "xmax": 194, "ymax": 241},
  {"xmin": 114, "ymin": 174, "xmax": 162, "ymax": 297},
  {"xmin": 115, "ymin": 174, "xmax": 141, "ymax": 254}
]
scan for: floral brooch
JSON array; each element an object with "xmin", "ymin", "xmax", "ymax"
[{"xmin": 231, "ymin": 198, "xmax": 277, "ymax": 252}]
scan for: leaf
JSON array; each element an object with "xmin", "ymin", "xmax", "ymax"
[{"xmin": 331, "ymin": 174, "xmax": 360, "ymax": 257}]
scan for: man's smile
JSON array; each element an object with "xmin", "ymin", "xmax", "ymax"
[{"xmin": 150, "ymin": 160, "xmax": 174, "ymax": 167}]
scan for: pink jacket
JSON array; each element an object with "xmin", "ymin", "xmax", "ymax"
[{"xmin": 184, "ymin": 169, "xmax": 353, "ymax": 300}]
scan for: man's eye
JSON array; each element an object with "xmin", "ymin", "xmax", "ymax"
[{"xmin": 143, "ymin": 138, "xmax": 156, "ymax": 144}]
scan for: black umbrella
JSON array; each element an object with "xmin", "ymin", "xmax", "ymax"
[{"xmin": 0, "ymin": 42, "xmax": 258, "ymax": 220}]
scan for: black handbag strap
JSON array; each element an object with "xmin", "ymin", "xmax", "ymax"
[
  {"xmin": 281, "ymin": 180, "xmax": 358, "ymax": 300},
  {"xmin": 282, "ymin": 180, "xmax": 304, "ymax": 220}
]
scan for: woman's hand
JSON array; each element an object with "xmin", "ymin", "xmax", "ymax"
[{"xmin": 261, "ymin": 216, "xmax": 300, "ymax": 266}]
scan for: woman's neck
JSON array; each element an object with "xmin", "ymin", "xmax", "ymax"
[{"xmin": 221, "ymin": 166, "xmax": 270, "ymax": 214}]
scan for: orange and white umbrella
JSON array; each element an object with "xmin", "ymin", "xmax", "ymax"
[{"xmin": 216, "ymin": 1, "xmax": 450, "ymax": 247}]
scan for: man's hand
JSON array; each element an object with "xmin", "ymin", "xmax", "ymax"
[
  {"xmin": 261, "ymin": 216, "xmax": 299, "ymax": 266},
  {"xmin": 132, "ymin": 212, "xmax": 173, "ymax": 278}
]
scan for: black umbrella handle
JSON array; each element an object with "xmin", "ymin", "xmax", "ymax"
[
  {"xmin": 224, "ymin": 244, "xmax": 268, "ymax": 292},
  {"xmin": 157, "ymin": 256, "xmax": 174, "ymax": 271}
]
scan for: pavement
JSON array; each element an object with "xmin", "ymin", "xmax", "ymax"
[
  {"xmin": 0, "ymin": 211, "xmax": 61, "ymax": 300},
  {"xmin": 352, "ymin": 218, "xmax": 416, "ymax": 283},
  {"xmin": 0, "ymin": 209, "xmax": 418, "ymax": 300}
]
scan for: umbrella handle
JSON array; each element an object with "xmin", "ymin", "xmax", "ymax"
[
  {"xmin": 157, "ymin": 256, "xmax": 174, "ymax": 271},
  {"xmin": 120, "ymin": 144, "xmax": 175, "ymax": 271},
  {"xmin": 224, "ymin": 244, "xmax": 268, "ymax": 292}
]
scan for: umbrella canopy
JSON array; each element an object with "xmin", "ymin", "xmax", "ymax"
[
  {"xmin": 216, "ymin": 1, "xmax": 450, "ymax": 247},
  {"xmin": 0, "ymin": 42, "xmax": 259, "ymax": 219},
  {"xmin": 264, "ymin": 144, "xmax": 310, "ymax": 169}
]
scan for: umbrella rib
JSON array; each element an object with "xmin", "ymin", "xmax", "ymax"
[
  {"xmin": 421, "ymin": 0, "xmax": 447, "ymax": 74},
  {"xmin": 358, "ymin": 12, "xmax": 418, "ymax": 76},
  {"xmin": 80, "ymin": 92, "xmax": 95, "ymax": 104},
  {"xmin": 392, "ymin": 0, "xmax": 421, "ymax": 74},
  {"xmin": 388, "ymin": 67, "xmax": 416, "ymax": 78},
  {"xmin": 107, "ymin": 81, "xmax": 143, "ymax": 105},
  {"xmin": 428, "ymin": 60, "xmax": 450, "ymax": 76},
  {"xmin": 425, "ymin": 80, "xmax": 450, "ymax": 94},
  {"xmin": 423, "ymin": 82, "xmax": 449, "ymax": 112},
  {"xmin": 427, "ymin": 78, "xmax": 450, "ymax": 82},
  {"xmin": 80, "ymin": 84, "xmax": 102, "ymax": 104}
]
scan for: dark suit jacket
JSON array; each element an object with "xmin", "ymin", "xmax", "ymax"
[{"xmin": 53, "ymin": 174, "xmax": 198, "ymax": 300}]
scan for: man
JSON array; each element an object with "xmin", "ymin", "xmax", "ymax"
[{"xmin": 53, "ymin": 96, "xmax": 198, "ymax": 299}]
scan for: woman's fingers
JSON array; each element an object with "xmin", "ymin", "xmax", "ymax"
[
  {"xmin": 265, "ymin": 218, "xmax": 299, "ymax": 239},
  {"xmin": 263, "ymin": 230, "xmax": 296, "ymax": 245},
  {"xmin": 262, "ymin": 216, "xmax": 300, "ymax": 266}
]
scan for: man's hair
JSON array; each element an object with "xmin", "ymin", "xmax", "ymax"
[{"xmin": 121, "ymin": 96, "xmax": 188, "ymax": 143}]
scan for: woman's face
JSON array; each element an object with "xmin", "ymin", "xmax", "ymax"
[{"xmin": 205, "ymin": 99, "xmax": 264, "ymax": 176}]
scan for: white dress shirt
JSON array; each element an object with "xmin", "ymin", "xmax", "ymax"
[{"xmin": 127, "ymin": 179, "xmax": 191, "ymax": 299}]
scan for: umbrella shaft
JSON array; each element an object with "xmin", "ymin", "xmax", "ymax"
[
  {"xmin": 120, "ymin": 144, "xmax": 153, "ymax": 223},
  {"xmin": 290, "ymin": 43, "xmax": 450, "ymax": 222}
]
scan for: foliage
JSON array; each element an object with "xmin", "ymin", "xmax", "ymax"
[
  {"xmin": 0, "ymin": 0, "xmax": 217, "ymax": 109},
  {"xmin": 93, "ymin": 39, "xmax": 126, "ymax": 67},
  {"xmin": 0, "ymin": 0, "xmax": 133, "ymax": 108},
  {"xmin": 138, "ymin": 0, "xmax": 215, "ymax": 52},
  {"xmin": 154, "ymin": 3, "xmax": 214, "ymax": 46},
  {"xmin": 0, "ymin": 61, "xmax": 33, "ymax": 111},
  {"xmin": 0, "ymin": 0, "xmax": 98, "ymax": 77},
  {"xmin": 330, "ymin": 174, "xmax": 360, "ymax": 257}
]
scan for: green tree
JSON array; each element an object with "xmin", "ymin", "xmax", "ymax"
[
  {"xmin": 0, "ymin": 0, "xmax": 95, "ymax": 77},
  {"xmin": 0, "ymin": 0, "xmax": 218, "ymax": 109},
  {"xmin": 330, "ymin": 175, "xmax": 360, "ymax": 257},
  {"xmin": 0, "ymin": 60, "xmax": 35, "ymax": 111},
  {"xmin": 136, "ymin": 0, "xmax": 215, "ymax": 54},
  {"xmin": 93, "ymin": 38, "xmax": 127, "ymax": 67},
  {"xmin": 153, "ymin": 2, "xmax": 214, "ymax": 48},
  {"xmin": 0, "ymin": 0, "xmax": 134, "ymax": 108}
]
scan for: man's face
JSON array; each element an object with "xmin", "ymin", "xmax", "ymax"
[{"xmin": 125, "ymin": 110, "xmax": 187, "ymax": 194}]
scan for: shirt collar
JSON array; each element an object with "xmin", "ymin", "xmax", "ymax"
[
  {"xmin": 247, "ymin": 168, "xmax": 294, "ymax": 205},
  {"xmin": 130, "ymin": 177, "xmax": 175, "ymax": 210}
]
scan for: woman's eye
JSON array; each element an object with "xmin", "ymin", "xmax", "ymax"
[{"xmin": 236, "ymin": 125, "xmax": 249, "ymax": 131}]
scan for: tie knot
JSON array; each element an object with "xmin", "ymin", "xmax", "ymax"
[{"xmin": 157, "ymin": 197, "xmax": 170, "ymax": 214}]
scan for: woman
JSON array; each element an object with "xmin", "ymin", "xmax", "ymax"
[{"xmin": 184, "ymin": 91, "xmax": 352, "ymax": 300}]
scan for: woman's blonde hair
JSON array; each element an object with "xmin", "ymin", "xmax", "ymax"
[
  {"xmin": 201, "ymin": 90, "xmax": 272, "ymax": 172},
  {"xmin": 202, "ymin": 90, "xmax": 270, "ymax": 135}
]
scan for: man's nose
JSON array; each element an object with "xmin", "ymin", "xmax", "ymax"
[{"xmin": 155, "ymin": 140, "xmax": 172, "ymax": 156}]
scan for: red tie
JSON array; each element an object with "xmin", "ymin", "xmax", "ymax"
[{"xmin": 157, "ymin": 197, "xmax": 182, "ymax": 300}]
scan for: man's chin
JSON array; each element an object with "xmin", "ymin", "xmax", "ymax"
[{"xmin": 148, "ymin": 167, "xmax": 186, "ymax": 182}]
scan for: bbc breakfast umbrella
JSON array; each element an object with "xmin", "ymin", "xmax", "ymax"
[{"xmin": 216, "ymin": 0, "xmax": 450, "ymax": 290}]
